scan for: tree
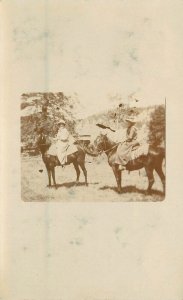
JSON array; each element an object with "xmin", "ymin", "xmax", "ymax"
[
  {"xmin": 21, "ymin": 92, "xmax": 77, "ymax": 148},
  {"xmin": 148, "ymin": 105, "xmax": 165, "ymax": 146}
]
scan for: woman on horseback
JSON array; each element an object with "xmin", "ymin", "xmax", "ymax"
[
  {"xmin": 48, "ymin": 119, "xmax": 77, "ymax": 166},
  {"xmin": 116, "ymin": 116, "xmax": 139, "ymax": 170}
]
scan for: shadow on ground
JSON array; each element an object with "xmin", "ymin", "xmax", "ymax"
[
  {"xmin": 54, "ymin": 181, "xmax": 99, "ymax": 188},
  {"xmin": 100, "ymin": 185, "xmax": 165, "ymax": 197}
]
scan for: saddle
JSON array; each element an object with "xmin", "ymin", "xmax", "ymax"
[{"xmin": 130, "ymin": 143, "xmax": 149, "ymax": 160}]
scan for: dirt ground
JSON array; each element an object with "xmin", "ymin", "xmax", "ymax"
[{"xmin": 21, "ymin": 154, "xmax": 165, "ymax": 202}]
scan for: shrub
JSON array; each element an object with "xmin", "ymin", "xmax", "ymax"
[{"xmin": 148, "ymin": 105, "xmax": 165, "ymax": 146}]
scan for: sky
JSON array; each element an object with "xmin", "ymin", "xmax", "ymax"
[{"xmin": 4, "ymin": 0, "xmax": 182, "ymax": 117}]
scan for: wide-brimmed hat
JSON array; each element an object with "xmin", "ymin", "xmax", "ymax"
[
  {"xmin": 58, "ymin": 119, "xmax": 66, "ymax": 125},
  {"xmin": 125, "ymin": 116, "xmax": 137, "ymax": 123}
]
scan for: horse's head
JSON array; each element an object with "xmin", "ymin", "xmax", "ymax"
[
  {"xmin": 36, "ymin": 129, "xmax": 51, "ymax": 155},
  {"xmin": 94, "ymin": 134, "xmax": 109, "ymax": 152}
]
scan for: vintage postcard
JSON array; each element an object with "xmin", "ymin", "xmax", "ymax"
[{"xmin": 1, "ymin": 1, "xmax": 183, "ymax": 300}]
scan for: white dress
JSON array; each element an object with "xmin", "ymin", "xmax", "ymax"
[{"xmin": 48, "ymin": 128, "xmax": 78, "ymax": 164}]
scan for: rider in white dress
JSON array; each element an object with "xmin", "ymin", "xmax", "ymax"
[{"xmin": 48, "ymin": 119, "xmax": 77, "ymax": 165}]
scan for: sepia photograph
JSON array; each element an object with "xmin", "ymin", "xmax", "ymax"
[
  {"xmin": 21, "ymin": 92, "xmax": 165, "ymax": 202},
  {"xmin": 3, "ymin": 1, "xmax": 183, "ymax": 300}
]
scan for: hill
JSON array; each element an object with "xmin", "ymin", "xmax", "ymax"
[
  {"xmin": 21, "ymin": 93, "xmax": 165, "ymax": 151},
  {"xmin": 76, "ymin": 104, "xmax": 165, "ymax": 145}
]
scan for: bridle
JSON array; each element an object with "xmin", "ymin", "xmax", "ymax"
[{"xmin": 95, "ymin": 135, "xmax": 120, "ymax": 154}]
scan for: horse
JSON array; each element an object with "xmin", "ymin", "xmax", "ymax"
[
  {"xmin": 37, "ymin": 132, "xmax": 96, "ymax": 188},
  {"xmin": 94, "ymin": 134, "xmax": 165, "ymax": 194}
]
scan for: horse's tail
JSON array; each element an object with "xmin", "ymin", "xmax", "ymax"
[{"xmin": 160, "ymin": 147, "xmax": 165, "ymax": 159}]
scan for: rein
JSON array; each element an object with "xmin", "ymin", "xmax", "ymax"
[{"xmin": 100, "ymin": 140, "xmax": 120, "ymax": 154}]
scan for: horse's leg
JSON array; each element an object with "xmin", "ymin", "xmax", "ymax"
[
  {"xmin": 73, "ymin": 161, "xmax": 80, "ymax": 185},
  {"xmin": 112, "ymin": 165, "xmax": 122, "ymax": 193},
  {"xmin": 155, "ymin": 164, "xmax": 165, "ymax": 193},
  {"xmin": 51, "ymin": 167, "xmax": 57, "ymax": 188},
  {"xmin": 46, "ymin": 165, "xmax": 52, "ymax": 187},
  {"xmin": 78, "ymin": 161, "xmax": 88, "ymax": 186},
  {"xmin": 145, "ymin": 166, "xmax": 155, "ymax": 194},
  {"xmin": 117, "ymin": 169, "xmax": 122, "ymax": 192}
]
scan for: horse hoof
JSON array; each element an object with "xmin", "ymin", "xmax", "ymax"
[
  {"xmin": 75, "ymin": 181, "xmax": 79, "ymax": 186},
  {"xmin": 47, "ymin": 185, "xmax": 51, "ymax": 188},
  {"xmin": 85, "ymin": 183, "xmax": 88, "ymax": 187},
  {"xmin": 117, "ymin": 188, "xmax": 122, "ymax": 194}
]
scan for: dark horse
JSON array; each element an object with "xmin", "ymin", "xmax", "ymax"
[
  {"xmin": 94, "ymin": 134, "xmax": 165, "ymax": 194},
  {"xmin": 37, "ymin": 132, "xmax": 94, "ymax": 188}
]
